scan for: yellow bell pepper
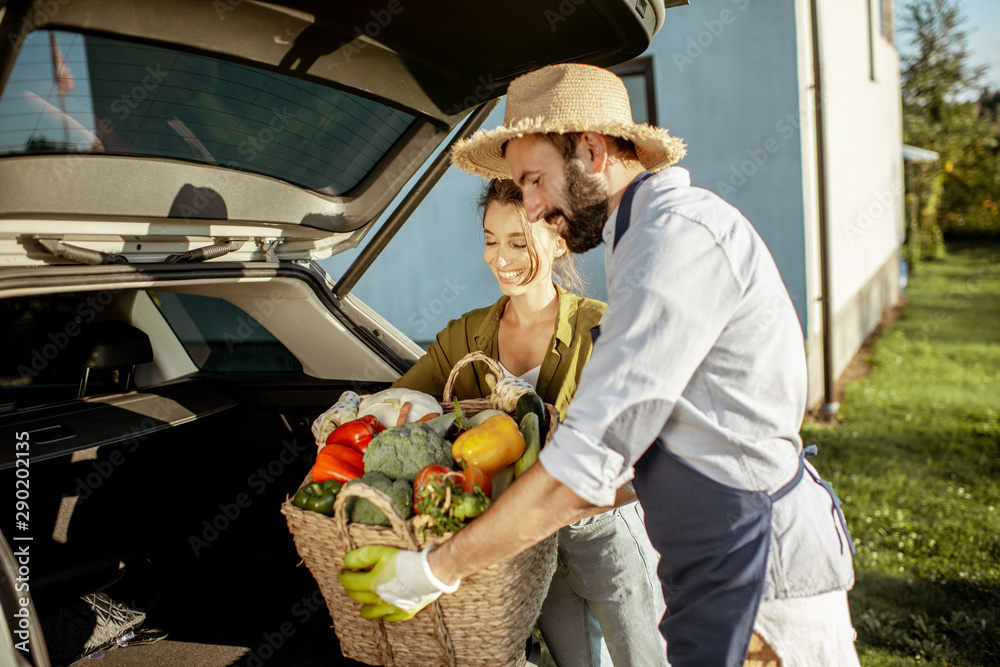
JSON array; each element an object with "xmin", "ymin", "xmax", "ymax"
[{"xmin": 451, "ymin": 414, "xmax": 525, "ymax": 476}]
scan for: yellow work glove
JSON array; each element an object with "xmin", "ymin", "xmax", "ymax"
[{"xmin": 338, "ymin": 545, "xmax": 460, "ymax": 622}]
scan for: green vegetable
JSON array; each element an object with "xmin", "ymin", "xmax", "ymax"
[
  {"xmin": 362, "ymin": 421, "xmax": 455, "ymax": 482},
  {"xmin": 345, "ymin": 471, "xmax": 413, "ymax": 526},
  {"xmin": 414, "ymin": 479, "xmax": 491, "ymax": 536},
  {"xmin": 451, "ymin": 491, "xmax": 491, "ymax": 521},
  {"xmin": 293, "ymin": 479, "xmax": 342, "ymax": 515},
  {"xmin": 424, "ymin": 411, "xmax": 458, "ymax": 438},
  {"xmin": 515, "ymin": 392, "xmax": 548, "ymax": 442},
  {"xmin": 514, "ymin": 412, "xmax": 541, "ymax": 478},
  {"xmin": 490, "ymin": 464, "xmax": 515, "ymax": 499},
  {"xmin": 452, "ymin": 397, "xmax": 470, "ymax": 431}
]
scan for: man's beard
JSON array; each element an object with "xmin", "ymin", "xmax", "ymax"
[{"xmin": 543, "ymin": 158, "xmax": 610, "ymax": 253}]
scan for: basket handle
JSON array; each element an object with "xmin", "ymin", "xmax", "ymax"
[
  {"xmin": 333, "ymin": 483, "xmax": 421, "ymax": 552},
  {"xmin": 442, "ymin": 351, "xmax": 506, "ymax": 403}
]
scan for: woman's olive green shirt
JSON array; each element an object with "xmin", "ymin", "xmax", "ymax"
[{"xmin": 394, "ymin": 285, "xmax": 606, "ymax": 420}]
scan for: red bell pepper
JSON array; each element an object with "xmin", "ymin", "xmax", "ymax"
[
  {"xmin": 325, "ymin": 415, "xmax": 385, "ymax": 454},
  {"xmin": 358, "ymin": 414, "xmax": 387, "ymax": 434},
  {"xmin": 312, "ymin": 443, "xmax": 364, "ymax": 483}
]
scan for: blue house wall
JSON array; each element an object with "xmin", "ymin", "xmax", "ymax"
[{"xmin": 654, "ymin": 0, "xmax": 808, "ymax": 331}]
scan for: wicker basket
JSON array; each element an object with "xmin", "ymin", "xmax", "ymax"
[{"xmin": 281, "ymin": 351, "xmax": 560, "ymax": 666}]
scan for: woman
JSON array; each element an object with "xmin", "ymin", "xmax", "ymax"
[{"xmin": 394, "ymin": 178, "xmax": 667, "ymax": 666}]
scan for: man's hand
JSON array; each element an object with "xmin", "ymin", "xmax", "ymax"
[{"xmin": 338, "ymin": 545, "xmax": 460, "ymax": 622}]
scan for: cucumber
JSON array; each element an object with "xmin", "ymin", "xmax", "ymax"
[
  {"xmin": 515, "ymin": 392, "xmax": 548, "ymax": 442},
  {"xmin": 514, "ymin": 412, "xmax": 541, "ymax": 478},
  {"xmin": 490, "ymin": 464, "xmax": 515, "ymax": 499}
]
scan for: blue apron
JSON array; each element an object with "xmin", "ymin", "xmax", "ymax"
[{"xmin": 603, "ymin": 171, "xmax": 853, "ymax": 667}]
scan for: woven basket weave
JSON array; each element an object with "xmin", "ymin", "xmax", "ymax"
[
  {"xmin": 441, "ymin": 351, "xmax": 560, "ymax": 427},
  {"xmin": 281, "ymin": 351, "xmax": 560, "ymax": 666}
]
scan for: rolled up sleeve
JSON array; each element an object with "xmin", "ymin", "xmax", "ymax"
[{"xmin": 539, "ymin": 422, "xmax": 631, "ymax": 506}]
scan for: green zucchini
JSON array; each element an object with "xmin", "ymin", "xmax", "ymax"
[
  {"xmin": 515, "ymin": 392, "xmax": 548, "ymax": 443},
  {"xmin": 491, "ymin": 463, "xmax": 515, "ymax": 499},
  {"xmin": 514, "ymin": 412, "xmax": 541, "ymax": 478}
]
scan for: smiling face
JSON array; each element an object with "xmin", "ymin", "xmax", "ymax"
[
  {"xmin": 483, "ymin": 200, "xmax": 564, "ymax": 297},
  {"xmin": 505, "ymin": 134, "xmax": 611, "ymax": 253}
]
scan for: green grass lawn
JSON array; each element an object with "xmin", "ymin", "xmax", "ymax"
[{"xmin": 801, "ymin": 241, "xmax": 1000, "ymax": 666}]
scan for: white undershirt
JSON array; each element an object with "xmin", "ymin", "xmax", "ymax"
[{"xmin": 498, "ymin": 360, "xmax": 541, "ymax": 390}]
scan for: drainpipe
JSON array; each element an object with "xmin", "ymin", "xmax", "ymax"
[{"xmin": 809, "ymin": 0, "xmax": 838, "ymax": 415}]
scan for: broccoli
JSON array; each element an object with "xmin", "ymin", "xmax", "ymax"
[
  {"xmin": 362, "ymin": 421, "xmax": 454, "ymax": 482},
  {"xmin": 346, "ymin": 471, "xmax": 413, "ymax": 526}
]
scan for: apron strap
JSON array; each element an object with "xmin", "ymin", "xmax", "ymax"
[
  {"xmin": 592, "ymin": 171, "xmax": 654, "ymax": 346},
  {"xmin": 767, "ymin": 445, "xmax": 855, "ymax": 555},
  {"xmin": 803, "ymin": 445, "xmax": 857, "ymax": 555},
  {"xmin": 613, "ymin": 170, "xmax": 654, "ymax": 252}
]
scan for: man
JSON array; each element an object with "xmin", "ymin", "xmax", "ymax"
[{"xmin": 340, "ymin": 63, "xmax": 860, "ymax": 666}]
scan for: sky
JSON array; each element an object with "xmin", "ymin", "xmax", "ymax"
[
  {"xmin": 897, "ymin": 0, "xmax": 1000, "ymax": 92},
  {"xmin": 961, "ymin": 0, "xmax": 1000, "ymax": 90}
]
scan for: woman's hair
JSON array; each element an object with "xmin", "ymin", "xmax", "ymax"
[{"xmin": 477, "ymin": 178, "xmax": 588, "ymax": 295}]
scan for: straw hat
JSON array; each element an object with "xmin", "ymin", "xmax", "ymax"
[{"xmin": 451, "ymin": 63, "xmax": 686, "ymax": 180}]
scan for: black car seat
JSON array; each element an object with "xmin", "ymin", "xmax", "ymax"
[{"xmin": 78, "ymin": 322, "xmax": 153, "ymax": 398}]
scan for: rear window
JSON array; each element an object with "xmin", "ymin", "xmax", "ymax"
[
  {"xmin": 0, "ymin": 30, "xmax": 415, "ymax": 194},
  {"xmin": 149, "ymin": 291, "xmax": 302, "ymax": 373}
]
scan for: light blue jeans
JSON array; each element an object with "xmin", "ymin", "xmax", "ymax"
[{"xmin": 538, "ymin": 501, "xmax": 668, "ymax": 667}]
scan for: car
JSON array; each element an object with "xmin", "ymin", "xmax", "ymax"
[{"xmin": 0, "ymin": 0, "xmax": 668, "ymax": 664}]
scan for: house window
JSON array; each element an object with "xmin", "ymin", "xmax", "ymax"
[{"xmin": 609, "ymin": 57, "xmax": 658, "ymax": 125}]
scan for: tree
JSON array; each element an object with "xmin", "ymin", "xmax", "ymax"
[
  {"xmin": 899, "ymin": 0, "xmax": 1000, "ymax": 243},
  {"xmin": 979, "ymin": 89, "xmax": 1000, "ymax": 122},
  {"xmin": 900, "ymin": 0, "xmax": 985, "ymax": 118}
]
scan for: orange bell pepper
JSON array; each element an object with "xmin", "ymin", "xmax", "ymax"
[
  {"xmin": 451, "ymin": 414, "xmax": 525, "ymax": 477},
  {"xmin": 312, "ymin": 443, "xmax": 364, "ymax": 483}
]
